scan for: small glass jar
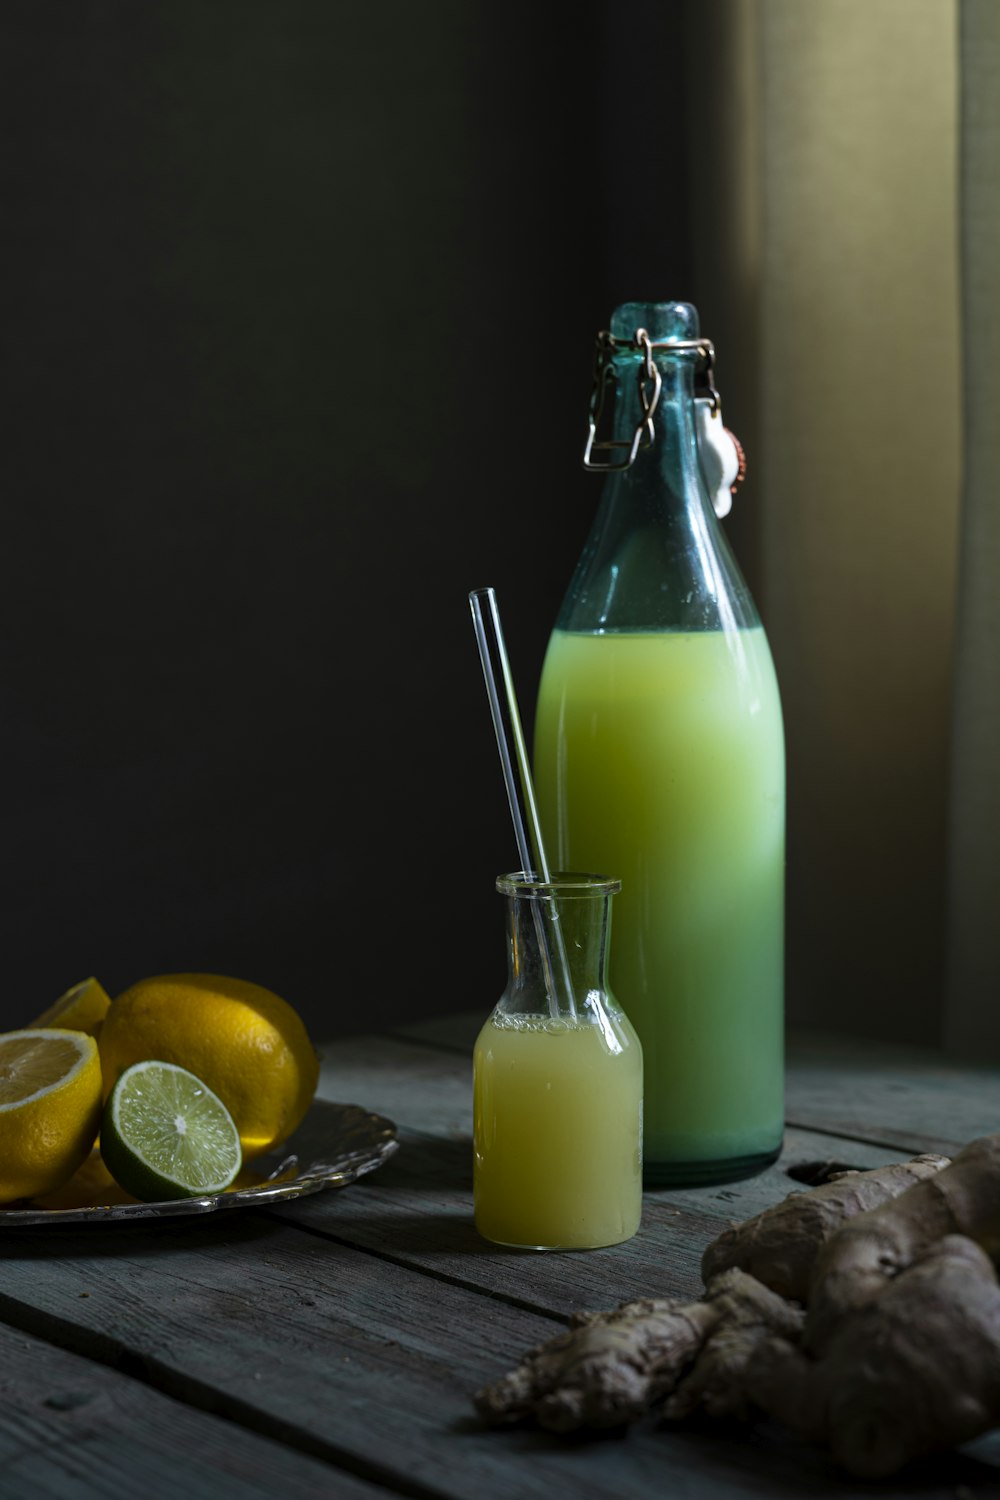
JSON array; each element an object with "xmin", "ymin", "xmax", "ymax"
[{"xmin": 472, "ymin": 872, "xmax": 642, "ymax": 1250}]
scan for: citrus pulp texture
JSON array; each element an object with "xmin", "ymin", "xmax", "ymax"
[
  {"xmin": 101, "ymin": 1060, "xmax": 242, "ymax": 1201},
  {"xmin": 0, "ymin": 1029, "xmax": 103, "ymax": 1202},
  {"xmin": 30, "ymin": 976, "xmax": 111, "ymax": 1038},
  {"xmin": 99, "ymin": 974, "xmax": 319, "ymax": 1160}
]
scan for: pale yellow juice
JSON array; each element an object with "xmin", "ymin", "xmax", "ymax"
[
  {"xmin": 534, "ymin": 628, "xmax": 784, "ymax": 1173},
  {"xmin": 473, "ymin": 1011, "xmax": 643, "ymax": 1249}
]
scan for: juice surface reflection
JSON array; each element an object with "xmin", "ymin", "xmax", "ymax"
[
  {"xmin": 473, "ymin": 1011, "xmax": 642, "ymax": 1249},
  {"xmin": 534, "ymin": 627, "xmax": 784, "ymax": 1169}
]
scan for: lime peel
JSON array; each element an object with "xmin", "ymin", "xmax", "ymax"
[{"xmin": 101, "ymin": 1060, "xmax": 243, "ymax": 1202}]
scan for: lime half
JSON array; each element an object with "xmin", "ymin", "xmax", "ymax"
[{"xmin": 101, "ymin": 1061, "xmax": 242, "ymax": 1201}]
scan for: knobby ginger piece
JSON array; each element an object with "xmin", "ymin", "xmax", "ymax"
[
  {"xmin": 475, "ymin": 1268, "xmax": 801, "ymax": 1433},
  {"xmin": 749, "ymin": 1235, "xmax": 1000, "ymax": 1479},
  {"xmin": 474, "ymin": 1134, "xmax": 1000, "ymax": 1480},
  {"xmin": 475, "ymin": 1294, "xmax": 718, "ymax": 1432},
  {"xmin": 701, "ymin": 1151, "xmax": 950, "ymax": 1302},
  {"xmin": 805, "ymin": 1134, "xmax": 1000, "ymax": 1350},
  {"xmin": 664, "ymin": 1270, "xmax": 804, "ymax": 1422}
]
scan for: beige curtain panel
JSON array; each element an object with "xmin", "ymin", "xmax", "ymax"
[{"xmin": 686, "ymin": 0, "xmax": 999, "ymax": 1053}]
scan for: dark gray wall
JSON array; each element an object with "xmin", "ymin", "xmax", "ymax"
[{"xmin": 0, "ymin": 2, "xmax": 736, "ymax": 1039}]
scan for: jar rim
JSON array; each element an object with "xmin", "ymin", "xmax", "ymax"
[{"xmin": 495, "ymin": 871, "xmax": 621, "ymax": 898}]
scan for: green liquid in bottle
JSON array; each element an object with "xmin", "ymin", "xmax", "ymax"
[{"xmin": 535, "ymin": 627, "xmax": 784, "ymax": 1177}]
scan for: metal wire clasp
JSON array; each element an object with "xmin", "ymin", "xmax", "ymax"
[{"xmin": 583, "ymin": 330, "xmax": 718, "ymax": 472}]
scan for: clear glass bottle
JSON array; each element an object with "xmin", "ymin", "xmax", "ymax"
[
  {"xmin": 534, "ymin": 301, "xmax": 784, "ymax": 1186},
  {"xmin": 472, "ymin": 872, "xmax": 642, "ymax": 1249}
]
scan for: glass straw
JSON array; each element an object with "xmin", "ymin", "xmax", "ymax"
[{"xmin": 469, "ymin": 586, "xmax": 576, "ymax": 1021}]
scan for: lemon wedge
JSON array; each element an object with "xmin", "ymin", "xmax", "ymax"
[{"xmin": 30, "ymin": 976, "xmax": 111, "ymax": 1038}]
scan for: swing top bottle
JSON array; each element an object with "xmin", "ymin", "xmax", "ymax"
[{"xmin": 534, "ymin": 300, "xmax": 785, "ymax": 1186}]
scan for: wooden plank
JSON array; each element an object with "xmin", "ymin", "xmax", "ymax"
[
  {"xmin": 318, "ymin": 1036, "xmax": 470, "ymax": 1140},
  {"xmin": 0, "ymin": 1216, "xmax": 689, "ymax": 1500},
  {"xmin": 0, "ymin": 1318, "xmax": 390, "ymax": 1500},
  {"xmin": 270, "ymin": 1123, "xmax": 910, "ymax": 1317},
  {"xmin": 313, "ymin": 1028, "xmax": 971, "ymax": 1320},
  {"xmin": 380, "ymin": 1016, "xmax": 1000, "ymax": 1156},
  {"xmin": 2, "ymin": 1027, "xmax": 996, "ymax": 1499},
  {"xmin": 785, "ymin": 1031, "xmax": 1000, "ymax": 1154},
  {"xmin": 0, "ymin": 1216, "xmax": 993, "ymax": 1500}
]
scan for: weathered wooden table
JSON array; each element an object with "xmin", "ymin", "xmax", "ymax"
[{"xmin": 2, "ymin": 1014, "xmax": 1000, "ymax": 1499}]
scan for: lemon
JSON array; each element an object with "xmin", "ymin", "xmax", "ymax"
[
  {"xmin": 101, "ymin": 1061, "xmax": 242, "ymax": 1201},
  {"xmin": 99, "ymin": 974, "xmax": 319, "ymax": 1160},
  {"xmin": 29, "ymin": 976, "xmax": 112, "ymax": 1038},
  {"xmin": 0, "ymin": 1029, "xmax": 104, "ymax": 1202}
]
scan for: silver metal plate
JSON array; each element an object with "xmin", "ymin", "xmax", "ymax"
[{"xmin": 0, "ymin": 1098, "xmax": 398, "ymax": 1226}]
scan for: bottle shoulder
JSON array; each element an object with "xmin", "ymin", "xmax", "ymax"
[{"xmin": 557, "ymin": 474, "xmax": 759, "ymax": 633}]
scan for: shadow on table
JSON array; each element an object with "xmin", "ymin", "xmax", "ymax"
[
  {"xmin": 284, "ymin": 1133, "xmax": 641, "ymax": 1259},
  {"xmin": 0, "ymin": 1209, "xmax": 279, "ymax": 1263},
  {"xmin": 452, "ymin": 1410, "xmax": 1000, "ymax": 1497},
  {"xmin": 332, "ymin": 1208, "xmax": 491, "ymax": 1256},
  {"xmin": 374, "ymin": 1131, "xmax": 472, "ymax": 1192}
]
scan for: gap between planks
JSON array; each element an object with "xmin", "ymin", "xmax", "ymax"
[{"xmin": 0, "ymin": 1284, "xmax": 466, "ymax": 1500}]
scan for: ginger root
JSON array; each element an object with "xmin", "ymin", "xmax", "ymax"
[
  {"xmin": 660, "ymin": 1270, "xmax": 803, "ymax": 1422},
  {"xmin": 747, "ymin": 1235, "xmax": 1000, "ymax": 1479},
  {"xmin": 701, "ymin": 1151, "xmax": 949, "ymax": 1301},
  {"xmin": 474, "ymin": 1135, "xmax": 1000, "ymax": 1478},
  {"xmin": 805, "ymin": 1134, "xmax": 1000, "ymax": 1349},
  {"xmin": 474, "ymin": 1295, "xmax": 718, "ymax": 1431}
]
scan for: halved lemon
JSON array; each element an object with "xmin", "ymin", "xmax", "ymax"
[{"xmin": 0, "ymin": 1029, "xmax": 104, "ymax": 1202}]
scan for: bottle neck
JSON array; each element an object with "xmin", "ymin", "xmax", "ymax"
[
  {"xmin": 557, "ymin": 321, "xmax": 759, "ymax": 635},
  {"xmin": 611, "ymin": 348, "xmax": 703, "ymax": 506}
]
